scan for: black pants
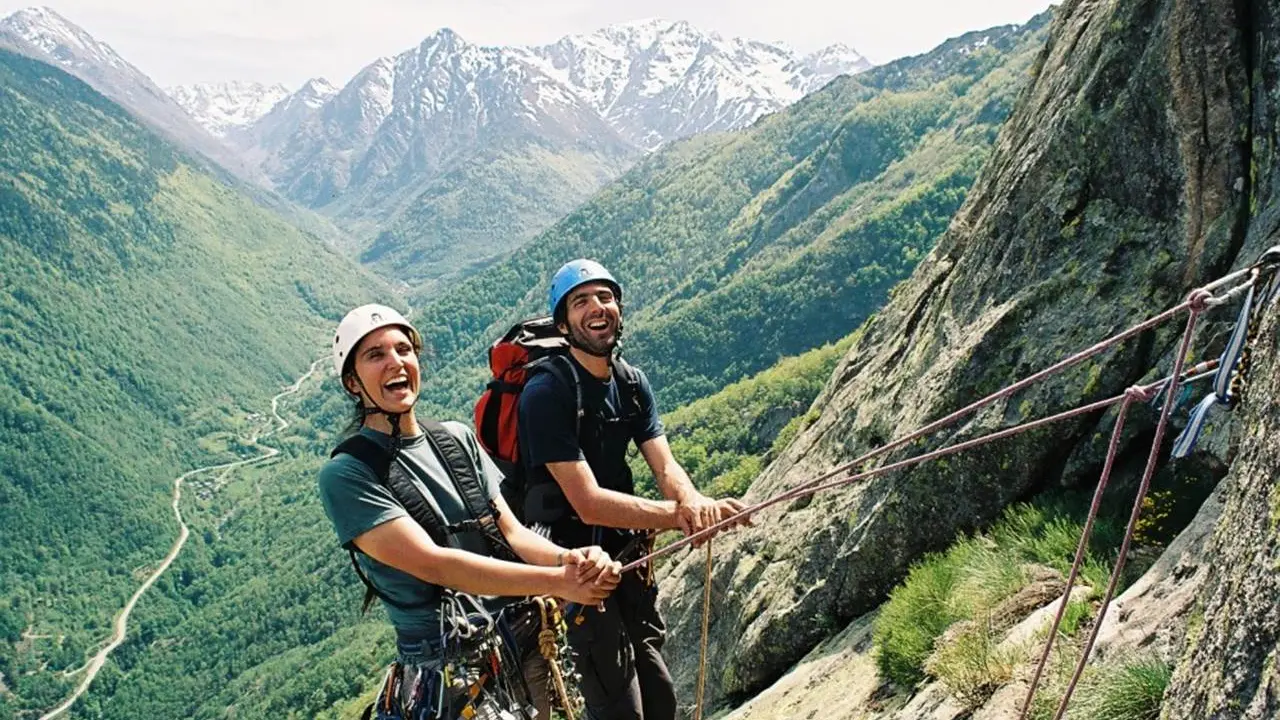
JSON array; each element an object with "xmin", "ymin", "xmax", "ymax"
[{"xmin": 567, "ymin": 570, "xmax": 677, "ymax": 720}]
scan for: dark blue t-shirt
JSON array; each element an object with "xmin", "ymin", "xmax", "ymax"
[{"xmin": 517, "ymin": 355, "xmax": 663, "ymax": 522}]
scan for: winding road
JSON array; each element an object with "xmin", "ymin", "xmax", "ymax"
[{"xmin": 39, "ymin": 358, "xmax": 325, "ymax": 720}]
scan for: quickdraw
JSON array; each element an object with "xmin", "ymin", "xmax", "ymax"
[
  {"xmin": 1229, "ymin": 247, "xmax": 1280, "ymax": 405},
  {"xmin": 1172, "ymin": 246, "xmax": 1280, "ymax": 458}
]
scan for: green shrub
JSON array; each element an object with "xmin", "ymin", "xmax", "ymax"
[
  {"xmin": 873, "ymin": 499, "xmax": 1125, "ymax": 690},
  {"xmin": 1031, "ymin": 654, "xmax": 1172, "ymax": 720},
  {"xmin": 1070, "ymin": 656, "xmax": 1172, "ymax": 720},
  {"xmin": 926, "ymin": 615, "xmax": 1019, "ymax": 708},
  {"xmin": 873, "ymin": 546, "xmax": 970, "ymax": 686},
  {"xmin": 1057, "ymin": 599, "xmax": 1094, "ymax": 638}
]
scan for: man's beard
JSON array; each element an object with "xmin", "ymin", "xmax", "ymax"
[{"xmin": 568, "ymin": 318, "xmax": 622, "ymax": 357}]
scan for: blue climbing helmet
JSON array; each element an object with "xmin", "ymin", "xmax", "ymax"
[{"xmin": 548, "ymin": 259, "xmax": 622, "ymax": 319}]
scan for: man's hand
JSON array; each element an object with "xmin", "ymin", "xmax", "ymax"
[
  {"xmin": 716, "ymin": 498, "xmax": 753, "ymax": 528},
  {"xmin": 676, "ymin": 495, "xmax": 754, "ymax": 546},
  {"xmin": 676, "ymin": 492, "xmax": 721, "ymax": 538}
]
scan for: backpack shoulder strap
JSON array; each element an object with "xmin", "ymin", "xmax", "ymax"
[
  {"xmin": 332, "ymin": 434, "xmax": 391, "ymax": 477},
  {"xmin": 529, "ymin": 354, "xmax": 583, "ymax": 438},
  {"xmin": 610, "ymin": 356, "xmax": 645, "ymax": 415},
  {"xmin": 611, "ymin": 355, "xmax": 641, "ymax": 385},
  {"xmin": 420, "ymin": 420, "xmax": 520, "ymax": 562},
  {"xmin": 332, "ymin": 435, "xmax": 438, "ymax": 613},
  {"xmin": 333, "ymin": 435, "xmax": 454, "ymax": 546}
]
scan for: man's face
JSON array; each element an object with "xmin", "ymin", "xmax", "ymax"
[{"xmin": 561, "ymin": 281, "xmax": 622, "ymax": 356}]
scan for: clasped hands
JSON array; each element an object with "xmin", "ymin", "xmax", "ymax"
[{"xmin": 556, "ymin": 545, "xmax": 622, "ymax": 605}]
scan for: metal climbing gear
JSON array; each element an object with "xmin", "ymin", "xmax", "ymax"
[{"xmin": 1172, "ymin": 245, "xmax": 1280, "ymax": 457}]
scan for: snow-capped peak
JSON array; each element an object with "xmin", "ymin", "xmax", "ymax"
[
  {"xmin": 0, "ymin": 6, "xmax": 133, "ymax": 73},
  {"xmin": 295, "ymin": 77, "xmax": 338, "ymax": 107},
  {"xmin": 800, "ymin": 43, "xmax": 873, "ymax": 75},
  {"xmin": 514, "ymin": 18, "xmax": 872, "ymax": 148},
  {"xmin": 167, "ymin": 81, "xmax": 290, "ymax": 137}
]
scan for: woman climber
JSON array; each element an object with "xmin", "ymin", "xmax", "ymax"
[{"xmin": 317, "ymin": 303, "xmax": 621, "ymax": 719}]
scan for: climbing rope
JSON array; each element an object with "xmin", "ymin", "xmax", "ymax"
[
  {"xmin": 693, "ymin": 540, "xmax": 714, "ymax": 720},
  {"xmin": 1023, "ymin": 255, "xmax": 1280, "ymax": 718},
  {"xmin": 606, "ymin": 248, "xmax": 1279, "ymax": 717},
  {"xmin": 621, "ymin": 261, "xmax": 1261, "ymax": 574},
  {"xmin": 534, "ymin": 596, "xmax": 579, "ymax": 720},
  {"xmin": 1040, "ymin": 295, "xmax": 1203, "ymax": 720}
]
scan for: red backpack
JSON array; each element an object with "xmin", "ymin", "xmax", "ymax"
[
  {"xmin": 474, "ymin": 316, "xmax": 642, "ymax": 522},
  {"xmin": 474, "ymin": 316, "xmax": 579, "ymax": 471}
]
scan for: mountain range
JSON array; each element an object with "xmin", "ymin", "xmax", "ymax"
[
  {"xmin": 0, "ymin": 6, "xmax": 872, "ymax": 289},
  {"xmin": 214, "ymin": 19, "xmax": 873, "ymax": 286},
  {"xmin": 0, "ymin": 7, "xmax": 263, "ymax": 183},
  {"xmin": 165, "ymin": 81, "xmax": 291, "ymax": 138}
]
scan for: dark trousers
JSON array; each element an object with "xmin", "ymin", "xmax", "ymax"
[{"xmin": 567, "ymin": 571, "xmax": 677, "ymax": 720}]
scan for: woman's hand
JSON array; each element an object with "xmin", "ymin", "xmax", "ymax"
[
  {"xmin": 555, "ymin": 558, "xmax": 620, "ymax": 605},
  {"xmin": 562, "ymin": 545, "xmax": 621, "ymax": 586}
]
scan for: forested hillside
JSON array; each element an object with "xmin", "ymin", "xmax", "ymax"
[
  {"xmin": 41, "ymin": 319, "xmax": 854, "ymax": 718},
  {"xmin": 630, "ymin": 334, "xmax": 856, "ymax": 500},
  {"xmin": 0, "ymin": 49, "xmax": 391, "ymax": 717},
  {"xmin": 409, "ymin": 12, "xmax": 1054, "ymax": 416}
]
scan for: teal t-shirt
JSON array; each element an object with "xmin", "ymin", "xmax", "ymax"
[{"xmin": 317, "ymin": 421, "xmax": 507, "ymax": 636}]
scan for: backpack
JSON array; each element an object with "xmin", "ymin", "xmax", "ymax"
[
  {"xmin": 331, "ymin": 419, "xmax": 519, "ymax": 613},
  {"xmin": 473, "ymin": 316, "xmax": 642, "ymax": 523}
]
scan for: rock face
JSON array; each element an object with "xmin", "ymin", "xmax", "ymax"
[
  {"xmin": 658, "ymin": 0, "xmax": 1280, "ymax": 710},
  {"xmin": 1163, "ymin": 295, "xmax": 1280, "ymax": 716}
]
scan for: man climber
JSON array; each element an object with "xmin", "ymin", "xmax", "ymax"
[{"xmin": 517, "ymin": 258, "xmax": 750, "ymax": 720}]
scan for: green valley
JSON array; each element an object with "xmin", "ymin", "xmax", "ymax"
[{"xmin": 0, "ymin": 48, "xmax": 391, "ymax": 717}]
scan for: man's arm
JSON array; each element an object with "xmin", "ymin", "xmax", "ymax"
[
  {"xmin": 545, "ymin": 459, "xmax": 684, "ymax": 530},
  {"xmin": 638, "ymin": 436, "xmax": 753, "ymax": 535},
  {"xmin": 638, "ymin": 435, "xmax": 699, "ymax": 503}
]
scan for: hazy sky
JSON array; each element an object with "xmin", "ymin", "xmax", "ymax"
[{"xmin": 0, "ymin": 1, "xmax": 1055, "ymax": 89}]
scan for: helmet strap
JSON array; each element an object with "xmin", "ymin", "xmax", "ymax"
[{"xmin": 352, "ymin": 374, "xmax": 414, "ymax": 440}]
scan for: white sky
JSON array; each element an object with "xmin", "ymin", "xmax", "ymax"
[{"xmin": 0, "ymin": 1, "xmax": 1055, "ymax": 89}]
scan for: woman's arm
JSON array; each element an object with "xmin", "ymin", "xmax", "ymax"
[
  {"xmin": 351, "ymin": 516, "xmax": 615, "ymax": 604},
  {"xmin": 493, "ymin": 495, "xmax": 619, "ymax": 585}
]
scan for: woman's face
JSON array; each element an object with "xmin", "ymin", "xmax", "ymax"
[{"xmin": 346, "ymin": 326, "xmax": 420, "ymax": 413}]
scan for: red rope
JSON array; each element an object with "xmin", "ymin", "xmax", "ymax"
[
  {"xmin": 608, "ymin": 267, "xmax": 1258, "ymax": 716},
  {"xmin": 620, "ymin": 275, "xmax": 1248, "ymax": 575},
  {"xmin": 1017, "ymin": 392, "xmax": 1136, "ymax": 719},
  {"xmin": 1048, "ymin": 300, "xmax": 1207, "ymax": 719}
]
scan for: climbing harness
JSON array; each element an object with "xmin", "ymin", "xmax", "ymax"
[
  {"xmin": 365, "ymin": 592, "xmax": 534, "ymax": 720},
  {"xmin": 602, "ymin": 246, "xmax": 1278, "ymax": 719}
]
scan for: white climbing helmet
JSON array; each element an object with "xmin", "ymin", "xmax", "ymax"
[{"xmin": 331, "ymin": 304, "xmax": 422, "ymax": 380}]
